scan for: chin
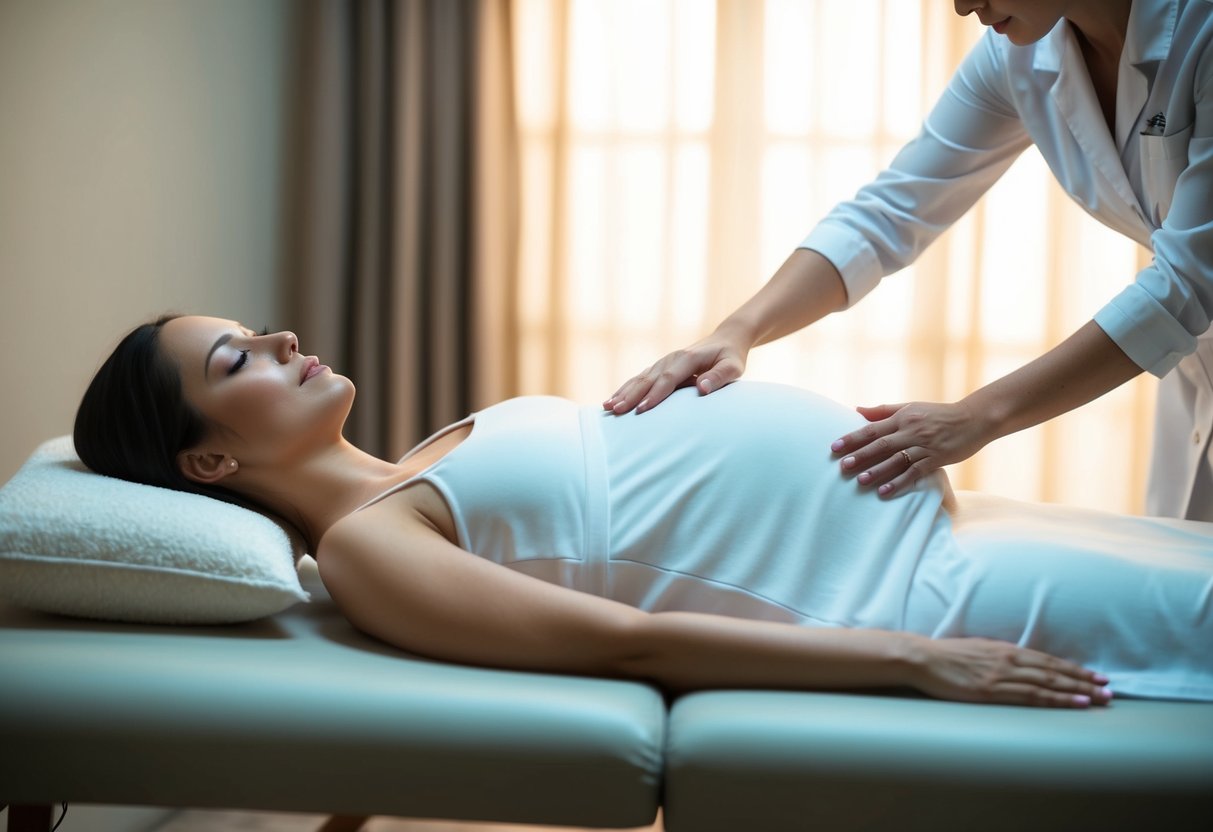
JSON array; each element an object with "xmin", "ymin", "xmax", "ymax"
[
  {"xmin": 336, "ymin": 379, "xmax": 358, "ymax": 422},
  {"xmin": 1005, "ymin": 30, "xmax": 1044, "ymax": 46}
]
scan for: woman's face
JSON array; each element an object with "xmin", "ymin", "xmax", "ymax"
[
  {"xmin": 953, "ymin": 0, "xmax": 1067, "ymax": 46},
  {"xmin": 159, "ymin": 315, "xmax": 353, "ymax": 476}
]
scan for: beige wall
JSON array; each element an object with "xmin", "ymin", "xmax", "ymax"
[{"xmin": 0, "ymin": 0, "xmax": 298, "ymax": 483}]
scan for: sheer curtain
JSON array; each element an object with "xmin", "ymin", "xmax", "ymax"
[{"xmin": 512, "ymin": 0, "xmax": 1157, "ymax": 513}]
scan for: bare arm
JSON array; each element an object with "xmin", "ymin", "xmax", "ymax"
[
  {"xmin": 833, "ymin": 320, "xmax": 1142, "ymax": 496},
  {"xmin": 604, "ymin": 249, "xmax": 847, "ymax": 414},
  {"xmin": 318, "ymin": 513, "xmax": 1111, "ymax": 708}
]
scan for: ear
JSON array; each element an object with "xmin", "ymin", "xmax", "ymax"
[{"xmin": 177, "ymin": 450, "xmax": 238, "ymax": 485}]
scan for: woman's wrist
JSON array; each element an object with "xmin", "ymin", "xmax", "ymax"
[{"xmin": 898, "ymin": 632, "xmax": 934, "ymax": 691}]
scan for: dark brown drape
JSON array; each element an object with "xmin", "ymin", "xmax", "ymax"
[{"xmin": 285, "ymin": 0, "xmax": 518, "ymax": 460}]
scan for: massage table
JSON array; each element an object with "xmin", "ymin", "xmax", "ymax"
[{"xmin": 3, "ymin": 559, "xmax": 1212, "ymax": 832}]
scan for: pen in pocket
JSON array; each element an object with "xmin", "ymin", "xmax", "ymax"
[{"xmin": 1141, "ymin": 111, "xmax": 1166, "ymax": 136}]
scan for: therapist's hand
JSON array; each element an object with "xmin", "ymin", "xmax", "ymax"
[
  {"xmin": 603, "ymin": 330, "xmax": 749, "ymax": 414},
  {"xmin": 831, "ymin": 399, "xmax": 992, "ymax": 496}
]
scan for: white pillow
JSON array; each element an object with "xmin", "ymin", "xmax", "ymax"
[{"xmin": 0, "ymin": 436, "xmax": 309, "ymax": 624}]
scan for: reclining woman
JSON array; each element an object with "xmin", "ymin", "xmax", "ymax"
[{"xmin": 75, "ymin": 315, "xmax": 1213, "ymax": 707}]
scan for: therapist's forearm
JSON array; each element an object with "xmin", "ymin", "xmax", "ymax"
[
  {"xmin": 604, "ymin": 247, "xmax": 849, "ymax": 412},
  {"xmin": 964, "ymin": 320, "xmax": 1143, "ymax": 443},
  {"xmin": 714, "ymin": 248, "xmax": 848, "ymax": 349}
]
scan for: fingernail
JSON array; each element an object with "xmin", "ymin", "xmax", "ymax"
[
  {"xmin": 636, "ymin": 400, "xmax": 648, "ymax": 413},
  {"xmin": 1072, "ymin": 694, "xmax": 1091, "ymax": 707},
  {"xmin": 1093, "ymin": 672, "xmax": 1109, "ymax": 685},
  {"xmin": 699, "ymin": 378, "xmax": 713, "ymax": 393},
  {"xmin": 831, "ymin": 439, "xmax": 845, "ymax": 452},
  {"xmin": 842, "ymin": 456, "xmax": 856, "ymax": 469},
  {"xmin": 858, "ymin": 472, "xmax": 872, "ymax": 485},
  {"xmin": 1099, "ymin": 687, "xmax": 1113, "ymax": 701},
  {"xmin": 612, "ymin": 401, "xmax": 627, "ymax": 414},
  {"xmin": 878, "ymin": 483, "xmax": 893, "ymax": 495}
]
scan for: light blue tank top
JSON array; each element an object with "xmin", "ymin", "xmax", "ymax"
[
  {"xmin": 360, "ymin": 382, "xmax": 958, "ymax": 630},
  {"xmin": 352, "ymin": 382, "xmax": 1213, "ymax": 700}
]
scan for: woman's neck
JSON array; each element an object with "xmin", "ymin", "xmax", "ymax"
[{"xmin": 232, "ymin": 440, "xmax": 421, "ymax": 554}]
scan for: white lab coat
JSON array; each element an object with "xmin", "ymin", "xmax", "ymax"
[{"xmin": 801, "ymin": 0, "xmax": 1213, "ymax": 520}]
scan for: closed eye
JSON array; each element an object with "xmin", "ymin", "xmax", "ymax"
[
  {"xmin": 228, "ymin": 350, "xmax": 250, "ymax": 376},
  {"xmin": 227, "ymin": 328, "xmax": 270, "ymax": 376}
]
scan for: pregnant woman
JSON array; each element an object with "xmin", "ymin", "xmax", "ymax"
[{"xmin": 74, "ymin": 316, "xmax": 1213, "ymax": 706}]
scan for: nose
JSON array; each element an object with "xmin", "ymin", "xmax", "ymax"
[
  {"xmin": 270, "ymin": 330, "xmax": 298, "ymax": 363},
  {"xmin": 954, "ymin": 0, "xmax": 983, "ymax": 16}
]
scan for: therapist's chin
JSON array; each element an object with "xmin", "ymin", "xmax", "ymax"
[
  {"xmin": 1004, "ymin": 31, "xmax": 1045, "ymax": 46},
  {"xmin": 997, "ymin": 20, "xmax": 1055, "ymax": 48}
]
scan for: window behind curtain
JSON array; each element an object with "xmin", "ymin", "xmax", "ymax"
[{"xmin": 512, "ymin": 0, "xmax": 1157, "ymax": 513}]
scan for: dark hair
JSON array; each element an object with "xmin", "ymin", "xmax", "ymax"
[{"xmin": 74, "ymin": 314, "xmax": 243, "ymax": 507}]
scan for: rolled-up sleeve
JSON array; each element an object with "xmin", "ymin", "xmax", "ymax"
[
  {"xmin": 1093, "ymin": 47, "xmax": 1213, "ymax": 377},
  {"xmin": 801, "ymin": 31, "xmax": 1032, "ymax": 308}
]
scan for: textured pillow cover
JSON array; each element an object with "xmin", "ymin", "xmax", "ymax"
[{"xmin": 0, "ymin": 436, "xmax": 309, "ymax": 624}]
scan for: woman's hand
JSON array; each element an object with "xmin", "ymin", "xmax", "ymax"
[
  {"xmin": 831, "ymin": 399, "xmax": 993, "ymax": 497},
  {"xmin": 912, "ymin": 636, "xmax": 1113, "ymax": 708},
  {"xmin": 603, "ymin": 330, "xmax": 750, "ymax": 415}
]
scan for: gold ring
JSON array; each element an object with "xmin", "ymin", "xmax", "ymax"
[{"xmin": 900, "ymin": 449, "xmax": 912, "ymax": 466}]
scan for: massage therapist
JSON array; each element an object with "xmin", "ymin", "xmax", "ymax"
[{"xmin": 605, "ymin": 0, "xmax": 1213, "ymax": 521}]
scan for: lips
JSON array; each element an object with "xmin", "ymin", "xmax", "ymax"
[
  {"xmin": 991, "ymin": 17, "xmax": 1010, "ymax": 34},
  {"xmin": 300, "ymin": 356, "xmax": 328, "ymax": 384}
]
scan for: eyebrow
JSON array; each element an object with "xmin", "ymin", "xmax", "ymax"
[{"xmin": 204, "ymin": 333, "xmax": 234, "ymax": 380}]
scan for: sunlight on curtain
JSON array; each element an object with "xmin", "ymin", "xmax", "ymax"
[{"xmin": 513, "ymin": 0, "xmax": 1157, "ymax": 513}]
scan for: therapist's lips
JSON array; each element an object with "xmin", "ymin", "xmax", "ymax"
[{"xmin": 991, "ymin": 17, "xmax": 1011, "ymax": 34}]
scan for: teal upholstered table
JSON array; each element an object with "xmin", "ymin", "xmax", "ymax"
[
  {"xmin": 3, "ymin": 560, "xmax": 1211, "ymax": 832},
  {"xmin": 663, "ymin": 689, "xmax": 1213, "ymax": 831},
  {"xmin": 0, "ymin": 560, "xmax": 665, "ymax": 829}
]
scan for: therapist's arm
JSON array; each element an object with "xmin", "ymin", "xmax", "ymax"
[
  {"xmin": 605, "ymin": 31, "xmax": 1030, "ymax": 416},
  {"xmin": 831, "ymin": 320, "xmax": 1143, "ymax": 496},
  {"xmin": 603, "ymin": 249, "xmax": 847, "ymax": 414}
]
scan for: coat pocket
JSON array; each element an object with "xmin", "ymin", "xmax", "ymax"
[{"xmin": 1140, "ymin": 125, "xmax": 1193, "ymax": 226}]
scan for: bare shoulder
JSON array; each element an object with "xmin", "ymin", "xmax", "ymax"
[
  {"xmin": 311, "ymin": 497, "xmax": 461, "ymax": 651},
  {"xmin": 314, "ymin": 495, "xmax": 426, "ymax": 598}
]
